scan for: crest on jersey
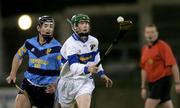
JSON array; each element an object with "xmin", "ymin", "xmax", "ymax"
[
  {"xmin": 90, "ymin": 44, "xmax": 95, "ymax": 50},
  {"xmin": 46, "ymin": 48, "xmax": 52, "ymax": 54}
]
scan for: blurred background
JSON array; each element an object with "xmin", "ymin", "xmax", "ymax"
[{"xmin": 1, "ymin": 0, "xmax": 180, "ymax": 108}]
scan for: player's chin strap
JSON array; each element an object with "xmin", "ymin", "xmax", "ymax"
[
  {"xmin": 42, "ymin": 34, "xmax": 53, "ymax": 43},
  {"xmin": 78, "ymin": 32, "xmax": 90, "ymax": 41},
  {"xmin": 39, "ymin": 33, "xmax": 53, "ymax": 43},
  {"xmin": 78, "ymin": 32, "xmax": 89, "ymax": 37}
]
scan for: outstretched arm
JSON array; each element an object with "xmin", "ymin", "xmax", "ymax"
[
  {"xmin": 6, "ymin": 54, "xmax": 23, "ymax": 84},
  {"xmin": 6, "ymin": 42, "xmax": 27, "ymax": 84}
]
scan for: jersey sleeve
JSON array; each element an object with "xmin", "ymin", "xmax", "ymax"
[
  {"xmin": 140, "ymin": 46, "xmax": 146, "ymax": 69},
  {"xmin": 15, "ymin": 41, "xmax": 28, "ymax": 59},
  {"xmin": 56, "ymin": 52, "xmax": 63, "ymax": 71},
  {"xmin": 56, "ymin": 43, "xmax": 63, "ymax": 71},
  {"xmin": 161, "ymin": 42, "xmax": 176, "ymax": 66},
  {"xmin": 94, "ymin": 51, "xmax": 105, "ymax": 77},
  {"xmin": 91, "ymin": 37, "xmax": 105, "ymax": 77}
]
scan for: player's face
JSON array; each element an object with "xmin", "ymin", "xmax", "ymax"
[
  {"xmin": 144, "ymin": 26, "xmax": 158, "ymax": 43},
  {"xmin": 75, "ymin": 21, "xmax": 90, "ymax": 34},
  {"xmin": 38, "ymin": 22, "xmax": 54, "ymax": 36}
]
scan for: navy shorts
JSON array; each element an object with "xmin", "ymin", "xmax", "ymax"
[
  {"xmin": 148, "ymin": 76, "xmax": 172, "ymax": 104},
  {"xmin": 20, "ymin": 79, "xmax": 55, "ymax": 108}
]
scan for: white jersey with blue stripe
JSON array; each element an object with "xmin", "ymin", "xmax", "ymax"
[
  {"xmin": 60, "ymin": 33, "xmax": 105, "ymax": 79},
  {"xmin": 16, "ymin": 36, "xmax": 62, "ymax": 86}
]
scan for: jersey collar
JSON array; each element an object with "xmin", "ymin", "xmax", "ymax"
[
  {"xmin": 37, "ymin": 35, "xmax": 53, "ymax": 46},
  {"xmin": 148, "ymin": 39, "xmax": 159, "ymax": 48},
  {"xmin": 72, "ymin": 33, "xmax": 88, "ymax": 43}
]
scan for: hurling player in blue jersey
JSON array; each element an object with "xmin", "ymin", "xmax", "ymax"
[
  {"xmin": 56, "ymin": 14, "xmax": 113, "ymax": 108},
  {"xmin": 6, "ymin": 15, "xmax": 62, "ymax": 108}
]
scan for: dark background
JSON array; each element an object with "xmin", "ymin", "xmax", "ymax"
[{"xmin": 1, "ymin": 0, "xmax": 180, "ymax": 108}]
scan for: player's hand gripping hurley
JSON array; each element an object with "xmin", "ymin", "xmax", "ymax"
[{"xmin": 6, "ymin": 76, "xmax": 29, "ymax": 96}]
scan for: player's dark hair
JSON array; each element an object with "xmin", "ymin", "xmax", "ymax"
[
  {"xmin": 145, "ymin": 24, "xmax": 158, "ymax": 31},
  {"xmin": 38, "ymin": 15, "xmax": 54, "ymax": 26}
]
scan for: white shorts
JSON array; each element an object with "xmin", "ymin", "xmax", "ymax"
[{"xmin": 56, "ymin": 77, "xmax": 95, "ymax": 107}]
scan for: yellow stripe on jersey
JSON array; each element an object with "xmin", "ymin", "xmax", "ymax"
[
  {"xmin": 34, "ymin": 63, "xmax": 41, "ymax": 68},
  {"xmin": 17, "ymin": 47, "xmax": 27, "ymax": 57},
  {"xmin": 30, "ymin": 59, "xmax": 49, "ymax": 65},
  {"xmin": 20, "ymin": 47, "xmax": 27, "ymax": 53},
  {"xmin": 17, "ymin": 49, "xmax": 23, "ymax": 57},
  {"xmin": 79, "ymin": 55, "xmax": 92, "ymax": 61},
  {"xmin": 57, "ymin": 55, "xmax": 62, "ymax": 60}
]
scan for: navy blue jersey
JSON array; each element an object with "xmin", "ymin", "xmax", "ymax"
[{"xmin": 16, "ymin": 36, "xmax": 62, "ymax": 86}]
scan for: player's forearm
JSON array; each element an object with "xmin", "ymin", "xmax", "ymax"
[
  {"xmin": 172, "ymin": 64, "xmax": 180, "ymax": 83},
  {"xmin": 10, "ymin": 55, "xmax": 22, "ymax": 76},
  {"xmin": 97, "ymin": 64, "xmax": 105, "ymax": 77},
  {"xmin": 141, "ymin": 69, "xmax": 147, "ymax": 89}
]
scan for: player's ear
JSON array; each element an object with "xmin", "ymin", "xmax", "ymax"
[
  {"xmin": 37, "ymin": 25, "xmax": 40, "ymax": 32},
  {"xmin": 72, "ymin": 24, "xmax": 78, "ymax": 30},
  {"xmin": 71, "ymin": 26, "xmax": 76, "ymax": 31}
]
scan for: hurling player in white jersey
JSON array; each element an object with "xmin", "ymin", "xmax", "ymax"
[{"xmin": 56, "ymin": 14, "xmax": 113, "ymax": 108}]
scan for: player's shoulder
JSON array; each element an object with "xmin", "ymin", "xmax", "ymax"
[
  {"xmin": 25, "ymin": 36, "xmax": 37, "ymax": 43},
  {"xmin": 158, "ymin": 40, "xmax": 170, "ymax": 48},
  {"xmin": 158, "ymin": 40, "xmax": 168, "ymax": 44},
  {"xmin": 141, "ymin": 45, "xmax": 148, "ymax": 51},
  {"xmin": 88, "ymin": 35, "xmax": 98, "ymax": 41},
  {"xmin": 51, "ymin": 38, "xmax": 62, "ymax": 46},
  {"xmin": 64, "ymin": 36, "xmax": 76, "ymax": 45},
  {"xmin": 88, "ymin": 35, "xmax": 99, "ymax": 44}
]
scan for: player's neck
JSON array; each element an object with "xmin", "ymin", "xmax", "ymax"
[
  {"xmin": 38, "ymin": 35, "xmax": 46, "ymax": 45},
  {"xmin": 80, "ymin": 36, "xmax": 88, "ymax": 41},
  {"xmin": 147, "ymin": 39, "xmax": 159, "ymax": 47}
]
